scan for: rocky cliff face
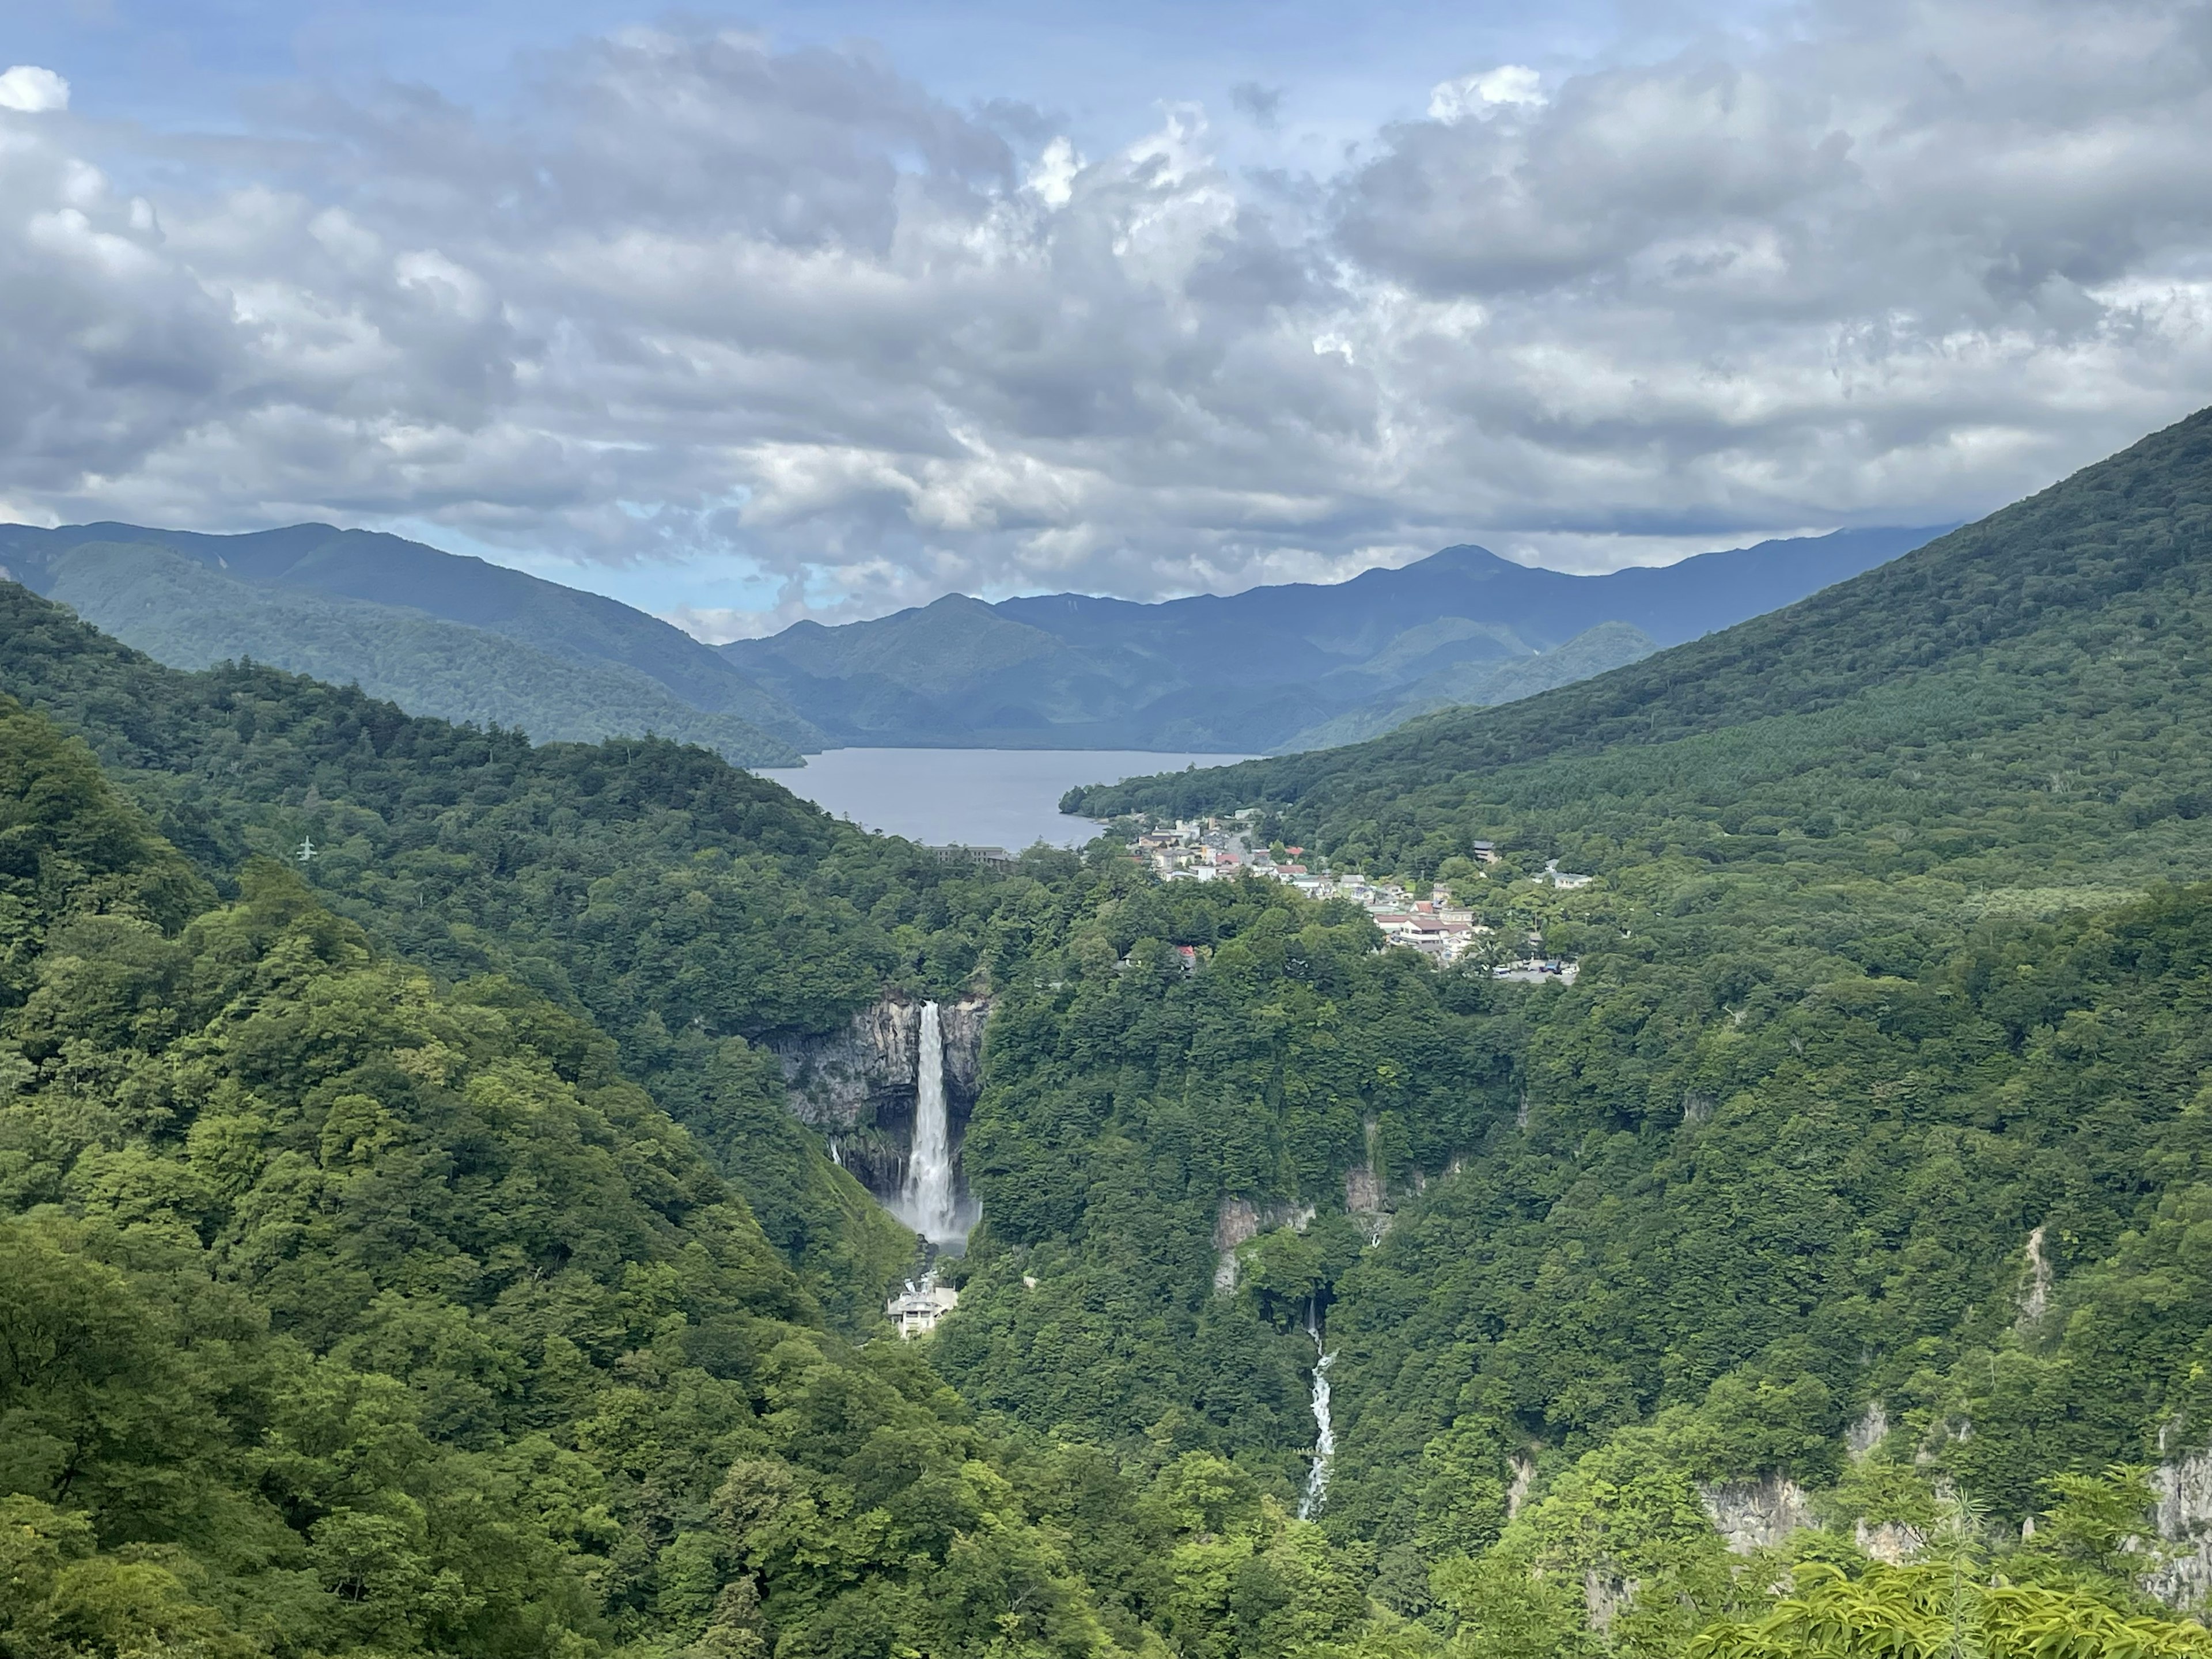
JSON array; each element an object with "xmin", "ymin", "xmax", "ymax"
[
  {"xmin": 771, "ymin": 994, "xmax": 989, "ymax": 1198},
  {"xmin": 941, "ymin": 998, "xmax": 988, "ymax": 1098},
  {"xmin": 1211, "ymin": 1197, "xmax": 1317, "ymax": 1294},
  {"xmin": 1699, "ymin": 1475, "xmax": 1816, "ymax": 1554},
  {"xmin": 2151, "ymin": 1447, "xmax": 2212, "ymax": 1609}
]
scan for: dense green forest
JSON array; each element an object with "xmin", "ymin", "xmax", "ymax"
[
  {"xmin": 0, "ymin": 575, "xmax": 1048, "ymax": 1321},
  {"xmin": 6, "ymin": 409, "xmax": 2212, "ymax": 1657},
  {"xmin": 1281, "ymin": 622, "xmax": 1658, "ymax": 752},
  {"xmin": 0, "ymin": 699, "xmax": 1391, "ymax": 1659},
  {"xmin": 0, "ymin": 519, "xmax": 828, "ymax": 753},
  {"xmin": 1042, "ymin": 410, "xmax": 2212, "ymax": 1637},
  {"xmin": 33, "ymin": 541, "xmax": 805, "ymax": 767}
]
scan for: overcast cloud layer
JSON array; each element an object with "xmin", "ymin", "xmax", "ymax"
[{"xmin": 4, "ymin": 0, "xmax": 2212, "ymax": 635}]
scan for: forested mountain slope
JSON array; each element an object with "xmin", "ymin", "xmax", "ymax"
[
  {"xmin": 0, "ymin": 696, "xmax": 1388, "ymax": 1659},
  {"xmin": 0, "ymin": 520, "xmax": 824, "ymax": 757},
  {"xmin": 0, "ymin": 577, "xmax": 1459, "ymax": 1442},
  {"xmin": 1067, "ymin": 407, "xmax": 2212, "ymax": 859},
  {"xmin": 724, "ymin": 529, "xmax": 1934, "ymax": 751},
  {"xmin": 9, "ymin": 383, "xmax": 2212, "ymax": 1659},
  {"xmin": 1281, "ymin": 621, "xmax": 1661, "ymax": 751},
  {"xmin": 34, "ymin": 541, "xmax": 805, "ymax": 764},
  {"xmin": 0, "ymin": 578, "xmax": 961, "ymax": 1319},
  {"xmin": 1027, "ymin": 410, "xmax": 2212, "ymax": 1623}
]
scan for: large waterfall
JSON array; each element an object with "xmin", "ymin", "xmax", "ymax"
[
  {"xmin": 897, "ymin": 1001, "xmax": 962, "ymax": 1245},
  {"xmin": 1298, "ymin": 1304, "xmax": 1338, "ymax": 1520}
]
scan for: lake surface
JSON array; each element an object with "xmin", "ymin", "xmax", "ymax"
[{"xmin": 759, "ymin": 748, "xmax": 1255, "ymax": 850}]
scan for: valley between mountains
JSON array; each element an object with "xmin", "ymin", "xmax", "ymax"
[{"xmin": 5, "ymin": 410, "xmax": 2212, "ymax": 1659}]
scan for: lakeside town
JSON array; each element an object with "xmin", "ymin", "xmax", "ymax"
[{"xmin": 1128, "ymin": 815, "xmax": 1584, "ymax": 982}]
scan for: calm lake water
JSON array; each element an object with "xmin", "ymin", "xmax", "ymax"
[{"xmin": 759, "ymin": 748, "xmax": 1254, "ymax": 850}]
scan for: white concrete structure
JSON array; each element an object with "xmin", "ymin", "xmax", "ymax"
[{"xmin": 887, "ymin": 1278, "xmax": 959, "ymax": 1339}]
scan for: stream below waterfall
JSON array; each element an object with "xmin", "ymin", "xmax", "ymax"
[{"xmin": 1298, "ymin": 1308, "xmax": 1337, "ymax": 1520}]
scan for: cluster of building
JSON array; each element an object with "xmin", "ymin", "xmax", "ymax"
[
  {"xmin": 1132, "ymin": 819, "xmax": 1491, "ymax": 964},
  {"xmin": 1128, "ymin": 817, "xmax": 1586, "ymax": 981}
]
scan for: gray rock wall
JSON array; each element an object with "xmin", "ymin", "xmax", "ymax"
[
  {"xmin": 775, "ymin": 998, "xmax": 922, "ymax": 1130},
  {"xmin": 1699, "ymin": 1475, "xmax": 1817, "ymax": 1554},
  {"xmin": 941, "ymin": 998, "xmax": 988, "ymax": 1100},
  {"xmin": 1213, "ymin": 1196, "xmax": 1317, "ymax": 1294},
  {"xmin": 771, "ymin": 993, "xmax": 990, "ymax": 1198},
  {"xmin": 1854, "ymin": 1520, "xmax": 1925, "ymax": 1566},
  {"xmin": 2151, "ymin": 1448, "xmax": 2212, "ymax": 1609}
]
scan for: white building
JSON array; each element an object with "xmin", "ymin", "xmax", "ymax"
[{"xmin": 887, "ymin": 1277, "xmax": 959, "ymax": 1339}]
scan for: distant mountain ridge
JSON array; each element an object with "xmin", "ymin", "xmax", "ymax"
[
  {"xmin": 722, "ymin": 527, "xmax": 1947, "ymax": 752},
  {"xmin": 0, "ymin": 518, "xmax": 1942, "ymax": 763},
  {"xmin": 0, "ymin": 520, "xmax": 824, "ymax": 765}
]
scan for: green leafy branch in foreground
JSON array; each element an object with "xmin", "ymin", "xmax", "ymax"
[{"xmin": 1694, "ymin": 1564, "xmax": 2212, "ymax": 1659}]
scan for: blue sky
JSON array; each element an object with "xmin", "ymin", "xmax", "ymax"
[
  {"xmin": 25, "ymin": 0, "xmax": 1717, "ymax": 143},
  {"xmin": 4, "ymin": 0, "xmax": 2210, "ymax": 633}
]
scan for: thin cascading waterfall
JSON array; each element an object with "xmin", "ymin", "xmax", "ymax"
[
  {"xmin": 1298, "ymin": 1298, "xmax": 1338, "ymax": 1521},
  {"xmin": 899, "ymin": 1001, "xmax": 961, "ymax": 1245}
]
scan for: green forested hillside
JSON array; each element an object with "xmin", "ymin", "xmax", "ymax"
[
  {"xmin": 1033, "ymin": 411, "xmax": 2212, "ymax": 1636},
  {"xmin": 0, "ymin": 699, "xmax": 1391, "ymax": 1659},
  {"xmin": 0, "ymin": 519, "xmax": 826, "ymax": 752},
  {"xmin": 1281, "ymin": 622, "xmax": 1660, "ymax": 751},
  {"xmin": 7, "ymin": 409, "xmax": 2212, "ymax": 1659},
  {"xmin": 0, "ymin": 577, "xmax": 980, "ymax": 1320},
  {"xmin": 8, "ymin": 650, "xmax": 2202, "ymax": 1659},
  {"xmin": 35, "ymin": 543, "xmax": 804, "ymax": 766},
  {"xmin": 1067, "ymin": 407, "xmax": 2212, "ymax": 868},
  {"xmin": 936, "ymin": 871, "xmax": 1517, "ymax": 1491}
]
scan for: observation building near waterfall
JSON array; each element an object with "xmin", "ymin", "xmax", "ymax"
[{"xmin": 887, "ymin": 1278, "xmax": 959, "ymax": 1339}]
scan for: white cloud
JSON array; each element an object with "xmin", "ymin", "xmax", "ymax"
[
  {"xmin": 0, "ymin": 5, "xmax": 2210, "ymax": 634},
  {"xmin": 393, "ymin": 250, "xmax": 492, "ymax": 321},
  {"xmin": 0, "ymin": 66, "xmax": 69, "ymax": 115},
  {"xmin": 1427, "ymin": 65, "xmax": 1546, "ymax": 123},
  {"xmin": 1026, "ymin": 136, "xmax": 1082, "ymax": 207}
]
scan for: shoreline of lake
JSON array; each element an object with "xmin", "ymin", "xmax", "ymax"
[{"xmin": 757, "ymin": 747, "xmax": 1255, "ymax": 850}]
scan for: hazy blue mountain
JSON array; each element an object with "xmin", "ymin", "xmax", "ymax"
[
  {"xmin": 24, "ymin": 541, "xmax": 805, "ymax": 765},
  {"xmin": 0, "ymin": 518, "xmax": 825, "ymax": 752},
  {"xmin": 722, "ymin": 526, "xmax": 1945, "ymax": 751},
  {"xmin": 0, "ymin": 518, "xmax": 1940, "ymax": 760}
]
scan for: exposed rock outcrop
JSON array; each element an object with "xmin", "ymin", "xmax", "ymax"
[
  {"xmin": 940, "ymin": 998, "xmax": 988, "ymax": 1099},
  {"xmin": 1847, "ymin": 1401, "xmax": 1891, "ymax": 1458},
  {"xmin": 1506, "ymin": 1456, "xmax": 1536, "ymax": 1521},
  {"xmin": 771, "ymin": 993, "xmax": 989, "ymax": 1198},
  {"xmin": 1343, "ymin": 1164, "xmax": 1394, "ymax": 1243},
  {"xmin": 776, "ymin": 998, "xmax": 922, "ymax": 1129},
  {"xmin": 1583, "ymin": 1567, "xmax": 1636, "ymax": 1634},
  {"xmin": 2150, "ymin": 1448, "xmax": 2212, "ymax": 1609},
  {"xmin": 1213, "ymin": 1196, "xmax": 1316, "ymax": 1294},
  {"xmin": 1854, "ymin": 1520, "xmax": 1925, "ymax": 1566},
  {"xmin": 1699, "ymin": 1475, "xmax": 1817, "ymax": 1554},
  {"xmin": 1343, "ymin": 1165, "xmax": 1384, "ymax": 1216},
  {"xmin": 2018, "ymin": 1222, "xmax": 2054, "ymax": 1327},
  {"xmin": 1340, "ymin": 1118, "xmax": 1396, "ymax": 1243}
]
